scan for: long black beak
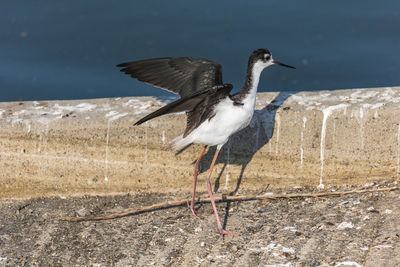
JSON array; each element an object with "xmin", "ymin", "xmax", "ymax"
[{"xmin": 273, "ymin": 60, "xmax": 296, "ymax": 69}]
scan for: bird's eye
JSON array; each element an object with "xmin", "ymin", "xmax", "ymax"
[{"xmin": 264, "ymin": 54, "xmax": 270, "ymax": 61}]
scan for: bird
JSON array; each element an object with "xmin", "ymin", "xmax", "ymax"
[{"xmin": 117, "ymin": 48, "xmax": 295, "ymax": 236}]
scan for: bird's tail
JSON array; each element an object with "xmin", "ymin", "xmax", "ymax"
[{"xmin": 168, "ymin": 134, "xmax": 192, "ymax": 151}]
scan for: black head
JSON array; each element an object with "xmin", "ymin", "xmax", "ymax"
[
  {"xmin": 248, "ymin": 48, "xmax": 295, "ymax": 69},
  {"xmin": 249, "ymin": 49, "xmax": 271, "ymax": 65}
]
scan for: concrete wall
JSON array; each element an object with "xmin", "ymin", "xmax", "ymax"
[{"xmin": 1, "ymin": 87, "xmax": 400, "ymax": 198}]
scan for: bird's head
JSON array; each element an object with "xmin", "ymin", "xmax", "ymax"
[{"xmin": 249, "ymin": 48, "xmax": 295, "ymax": 71}]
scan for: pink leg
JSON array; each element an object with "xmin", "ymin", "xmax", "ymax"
[
  {"xmin": 205, "ymin": 149, "xmax": 235, "ymax": 237},
  {"xmin": 189, "ymin": 145, "xmax": 208, "ymax": 217}
]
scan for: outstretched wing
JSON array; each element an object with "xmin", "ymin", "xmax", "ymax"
[
  {"xmin": 134, "ymin": 84, "xmax": 234, "ymax": 137},
  {"xmin": 117, "ymin": 57, "xmax": 223, "ymax": 98}
]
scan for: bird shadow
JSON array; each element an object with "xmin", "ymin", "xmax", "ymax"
[{"xmin": 191, "ymin": 92, "xmax": 293, "ymax": 229}]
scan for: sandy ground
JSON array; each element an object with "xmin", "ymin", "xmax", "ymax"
[{"xmin": 0, "ymin": 181, "xmax": 399, "ymax": 266}]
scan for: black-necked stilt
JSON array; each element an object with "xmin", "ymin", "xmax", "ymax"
[{"xmin": 117, "ymin": 49, "xmax": 295, "ymax": 236}]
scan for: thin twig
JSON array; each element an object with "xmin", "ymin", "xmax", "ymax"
[{"xmin": 61, "ymin": 186, "xmax": 398, "ymax": 222}]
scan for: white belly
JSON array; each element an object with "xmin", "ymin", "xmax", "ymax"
[{"xmin": 187, "ymin": 97, "xmax": 255, "ymax": 148}]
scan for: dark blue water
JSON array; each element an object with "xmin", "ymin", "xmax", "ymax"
[{"xmin": 1, "ymin": 1, "xmax": 400, "ymax": 102}]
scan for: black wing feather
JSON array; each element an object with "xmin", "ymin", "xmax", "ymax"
[
  {"xmin": 134, "ymin": 84, "xmax": 234, "ymax": 136},
  {"xmin": 117, "ymin": 57, "xmax": 223, "ymax": 98},
  {"xmin": 183, "ymin": 84, "xmax": 233, "ymax": 137}
]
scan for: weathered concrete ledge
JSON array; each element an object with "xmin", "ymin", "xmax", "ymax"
[{"xmin": 1, "ymin": 87, "xmax": 400, "ymax": 198}]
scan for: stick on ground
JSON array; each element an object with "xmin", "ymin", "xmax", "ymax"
[{"xmin": 61, "ymin": 186, "xmax": 398, "ymax": 222}]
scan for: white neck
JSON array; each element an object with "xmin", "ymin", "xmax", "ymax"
[
  {"xmin": 243, "ymin": 61, "xmax": 268, "ymax": 108},
  {"xmin": 249, "ymin": 61, "xmax": 266, "ymax": 94}
]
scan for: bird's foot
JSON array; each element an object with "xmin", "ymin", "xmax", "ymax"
[
  {"xmin": 218, "ymin": 228, "xmax": 236, "ymax": 237},
  {"xmin": 187, "ymin": 201, "xmax": 200, "ymax": 219}
]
